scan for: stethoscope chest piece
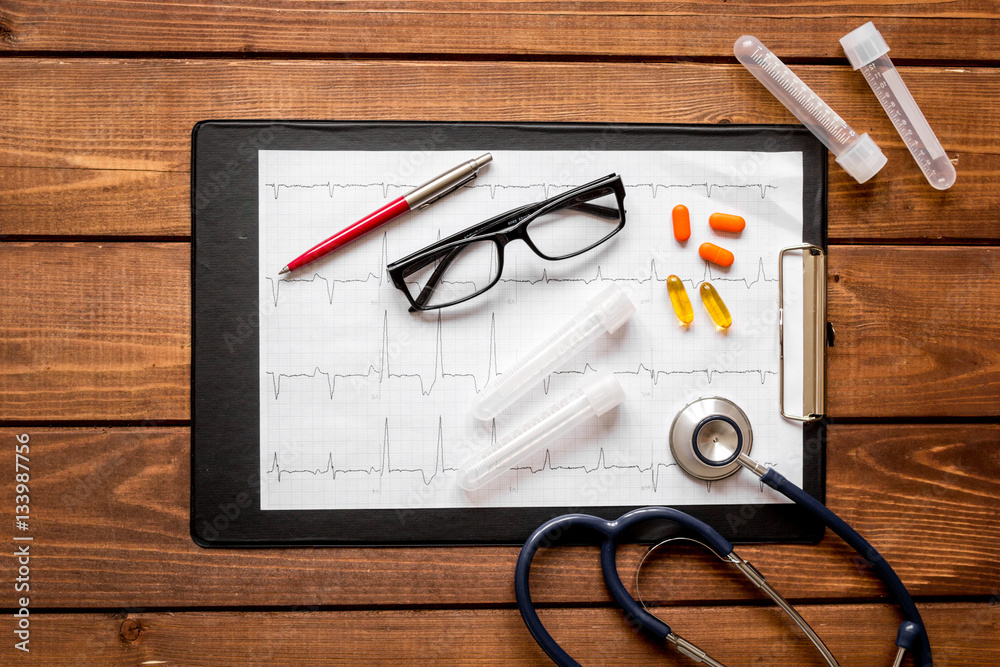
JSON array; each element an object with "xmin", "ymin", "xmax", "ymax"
[{"xmin": 669, "ymin": 396, "xmax": 753, "ymax": 481}]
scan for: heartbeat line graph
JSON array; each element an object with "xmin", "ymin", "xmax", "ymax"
[
  {"xmin": 259, "ymin": 149, "xmax": 807, "ymax": 510},
  {"xmin": 264, "ymin": 232, "xmax": 778, "ymax": 307},
  {"xmin": 265, "ymin": 417, "xmax": 782, "ymax": 495},
  {"xmin": 263, "ymin": 180, "xmax": 779, "ymax": 201},
  {"xmin": 266, "ymin": 436, "xmax": 688, "ymax": 492},
  {"xmin": 265, "ymin": 416, "xmax": 684, "ymax": 493},
  {"xmin": 265, "ymin": 306, "xmax": 777, "ymax": 400},
  {"xmin": 267, "ymin": 419, "xmax": 455, "ymax": 485},
  {"xmin": 266, "ymin": 311, "xmax": 482, "ymax": 398},
  {"xmin": 511, "ymin": 451, "xmax": 782, "ymax": 494}
]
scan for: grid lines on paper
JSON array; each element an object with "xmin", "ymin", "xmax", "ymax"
[{"xmin": 258, "ymin": 149, "xmax": 805, "ymax": 511}]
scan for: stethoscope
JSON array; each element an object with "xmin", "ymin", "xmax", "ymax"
[{"xmin": 515, "ymin": 396, "xmax": 931, "ymax": 667}]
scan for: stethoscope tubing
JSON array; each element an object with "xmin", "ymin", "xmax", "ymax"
[
  {"xmin": 515, "ymin": 507, "xmax": 734, "ymax": 667},
  {"xmin": 760, "ymin": 467, "xmax": 932, "ymax": 667},
  {"xmin": 515, "ymin": 473, "xmax": 932, "ymax": 667}
]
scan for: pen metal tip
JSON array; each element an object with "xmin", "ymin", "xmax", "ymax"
[{"xmin": 278, "ymin": 266, "xmax": 289, "ymax": 275}]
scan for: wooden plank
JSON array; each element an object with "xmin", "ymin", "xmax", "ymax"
[
  {"xmin": 3, "ymin": 243, "xmax": 996, "ymax": 420},
  {"xmin": 827, "ymin": 246, "xmax": 1000, "ymax": 417},
  {"xmin": 2, "ymin": 424, "xmax": 996, "ymax": 608},
  {"xmin": 3, "ymin": 604, "xmax": 997, "ymax": 665},
  {"xmin": 0, "ymin": 0, "xmax": 998, "ymax": 61},
  {"xmin": 0, "ymin": 166, "xmax": 189, "ymax": 238},
  {"xmin": 1, "ymin": 59, "xmax": 997, "ymax": 240},
  {"xmin": 5, "ymin": 153, "xmax": 998, "ymax": 242},
  {"xmin": 0, "ymin": 243, "xmax": 189, "ymax": 421},
  {"xmin": 4, "ymin": 60, "xmax": 993, "ymax": 167}
]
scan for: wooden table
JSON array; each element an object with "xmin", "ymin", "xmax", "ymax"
[{"xmin": 2, "ymin": 2, "xmax": 999, "ymax": 664}]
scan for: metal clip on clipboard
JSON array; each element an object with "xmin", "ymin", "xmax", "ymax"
[{"xmin": 778, "ymin": 244, "xmax": 827, "ymax": 422}]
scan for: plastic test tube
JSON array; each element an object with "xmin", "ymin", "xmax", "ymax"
[
  {"xmin": 840, "ymin": 22, "xmax": 956, "ymax": 190},
  {"xmin": 469, "ymin": 285, "xmax": 635, "ymax": 421},
  {"xmin": 734, "ymin": 35, "xmax": 887, "ymax": 184},
  {"xmin": 456, "ymin": 372, "xmax": 626, "ymax": 491}
]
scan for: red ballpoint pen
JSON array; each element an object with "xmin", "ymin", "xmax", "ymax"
[{"xmin": 278, "ymin": 153, "xmax": 493, "ymax": 275}]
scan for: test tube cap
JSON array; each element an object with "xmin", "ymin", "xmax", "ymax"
[
  {"xmin": 840, "ymin": 22, "xmax": 890, "ymax": 70},
  {"xmin": 581, "ymin": 372, "xmax": 626, "ymax": 417},
  {"xmin": 590, "ymin": 285, "xmax": 636, "ymax": 334},
  {"xmin": 835, "ymin": 133, "xmax": 887, "ymax": 183}
]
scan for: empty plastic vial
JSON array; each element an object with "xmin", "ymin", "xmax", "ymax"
[
  {"xmin": 470, "ymin": 285, "xmax": 634, "ymax": 420},
  {"xmin": 840, "ymin": 22, "xmax": 956, "ymax": 190},
  {"xmin": 457, "ymin": 372, "xmax": 626, "ymax": 491},
  {"xmin": 734, "ymin": 35, "xmax": 887, "ymax": 184}
]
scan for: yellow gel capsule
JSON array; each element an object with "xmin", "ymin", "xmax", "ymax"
[
  {"xmin": 666, "ymin": 275, "xmax": 694, "ymax": 325},
  {"xmin": 700, "ymin": 282, "xmax": 732, "ymax": 329}
]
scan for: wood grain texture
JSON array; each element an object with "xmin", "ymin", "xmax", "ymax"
[
  {"xmin": 0, "ymin": 0, "xmax": 998, "ymax": 60},
  {"xmin": 827, "ymin": 246, "xmax": 1000, "ymax": 417},
  {"xmin": 6, "ymin": 154, "xmax": 997, "ymax": 242},
  {"xmin": 1, "ymin": 59, "xmax": 996, "ymax": 240},
  {"xmin": 0, "ymin": 3, "xmax": 994, "ymax": 663},
  {"xmin": 0, "ymin": 166, "xmax": 189, "ymax": 237},
  {"xmin": 3, "ymin": 604, "xmax": 998, "ymax": 665},
  {"xmin": 2, "ymin": 244, "xmax": 996, "ymax": 420},
  {"xmin": 0, "ymin": 243, "xmax": 190, "ymax": 421},
  {"xmin": 2, "ymin": 424, "xmax": 996, "ymax": 608}
]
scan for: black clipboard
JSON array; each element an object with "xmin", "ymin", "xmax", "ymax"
[{"xmin": 191, "ymin": 121, "xmax": 827, "ymax": 547}]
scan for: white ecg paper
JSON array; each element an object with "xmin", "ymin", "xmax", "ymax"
[{"xmin": 258, "ymin": 150, "xmax": 806, "ymax": 510}]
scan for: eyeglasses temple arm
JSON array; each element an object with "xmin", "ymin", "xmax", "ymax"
[
  {"xmin": 567, "ymin": 201, "xmax": 620, "ymax": 220},
  {"xmin": 411, "ymin": 245, "xmax": 466, "ymax": 309}
]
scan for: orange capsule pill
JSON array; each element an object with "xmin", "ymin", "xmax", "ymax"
[
  {"xmin": 672, "ymin": 204, "xmax": 691, "ymax": 242},
  {"xmin": 709, "ymin": 212, "xmax": 746, "ymax": 233},
  {"xmin": 699, "ymin": 242, "xmax": 734, "ymax": 267}
]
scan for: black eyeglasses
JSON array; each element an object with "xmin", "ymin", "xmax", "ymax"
[{"xmin": 387, "ymin": 174, "xmax": 626, "ymax": 311}]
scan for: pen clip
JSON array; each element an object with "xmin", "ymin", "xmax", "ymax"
[{"xmin": 416, "ymin": 171, "xmax": 478, "ymax": 210}]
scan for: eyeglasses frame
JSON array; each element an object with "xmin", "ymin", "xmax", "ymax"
[{"xmin": 386, "ymin": 173, "xmax": 627, "ymax": 311}]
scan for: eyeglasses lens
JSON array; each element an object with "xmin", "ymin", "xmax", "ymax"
[
  {"xmin": 401, "ymin": 239, "xmax": 500, "ymax": 308},
  {"xmin": 525, "ymin": 187, "xmax": 622, "ymax": 259}
]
